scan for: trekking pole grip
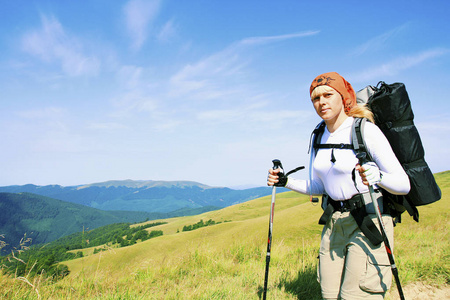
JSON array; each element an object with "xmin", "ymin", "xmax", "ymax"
[
  {"xmin": 272, "ymin": 159, "xmax": 282, "ymax": 170},
  {"xmin": 356, "ymin": 152, "xmax": 367, "ymax": 165}
]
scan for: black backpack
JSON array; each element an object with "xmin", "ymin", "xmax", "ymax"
[{"xmin": 312, "ymin": 81, "xmax": 441, "ymax": 224}]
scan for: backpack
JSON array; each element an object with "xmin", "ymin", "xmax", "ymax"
[{"xmin": 311, "ymin": 81, "xmax": 442, "ymax": 224}]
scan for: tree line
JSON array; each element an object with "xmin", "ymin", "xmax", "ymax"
[{"xmin": 181, "ymin": 219, "xmax": 228, "ymax": 232}]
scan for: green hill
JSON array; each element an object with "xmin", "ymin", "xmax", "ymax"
[
  {"xmin": 0, "ymin": 192, "xmax": 218, "ymax": 253},
  {"xmin": 1, "ymin": 172, "xmax": 448, "ymax": 299}
]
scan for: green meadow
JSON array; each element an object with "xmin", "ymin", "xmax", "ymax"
[{"xmin": 1, "ymin": 172, "xmax": 448, "ymax": 299}]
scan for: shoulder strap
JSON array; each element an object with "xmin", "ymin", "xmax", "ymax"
[
  {"xmin": 308, "ymin": 121, "xmax": 327, "ymax": 203},
  {"xmin": 351, "ymin": 117, "xmax": 374, "ymax": 162},
  {"xmin": 309, "ymin": 121, "xmax": 326, "ymax": 154},
  {"xmin": 310, "ymin": 121, "xmax": 353, "ymax": 151}
]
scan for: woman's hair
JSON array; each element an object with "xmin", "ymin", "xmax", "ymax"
[
  {"xmin": 310, "ymin": 85, "xmax": 375, "ymax": 123},
  {"xmin": 348, "ymin": 104, "xmax": 375, "ymax": 123},
  {"xmin": 310, "ymin": 85, "xmax": 333, "ymax": 100}
]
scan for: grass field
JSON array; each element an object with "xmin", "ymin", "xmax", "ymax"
[{"xmin": 1, "ymin": 172, "xmax": 448, "ymax": 299}]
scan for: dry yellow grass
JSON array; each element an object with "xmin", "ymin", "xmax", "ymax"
[{"xmin": 1, "ymin": 172, "xmax": 448, "ymax": 299}]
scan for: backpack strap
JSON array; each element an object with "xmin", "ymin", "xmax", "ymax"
[
  {"xmin": 351, "ymin": 117, "xmax": 374, "ymax": 162},
  {"xmin": 314, "ymin": 144, "xmax": 354, "ymax": 150},
  {"xmin": 307, "ymin": 121, "xmax": 325, "ymax": 202},
  {"xmin": 311, "ymin": 121, "xmax": 354, "ymax": 151},
  {"xmin": 351, "ymin": 117, "xmax": 375, "ymax": 193},
  {"xmin": 309, "ymin": 121, "xmax": 326, "ymax": 154},
  {"xmin": 311, "ymin": 121, "xmax": 354, "ymax": 163}
]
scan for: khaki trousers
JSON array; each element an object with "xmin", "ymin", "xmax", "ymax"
[{"xmin": 318, "ymin": 211, "xmax": 394, "ymax": 300}]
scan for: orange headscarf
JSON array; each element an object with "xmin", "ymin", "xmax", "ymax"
[{"xmin": 310, "ymin": 72, "xmax": 356, "ymax": 114}]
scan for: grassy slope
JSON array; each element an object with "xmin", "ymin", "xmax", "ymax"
[
  {"xmin": 52, "ymin": 191, "xmax": 323, "ymax": 299},
  {"xmin": 1, "ymin": 173, "xmax": 448, "ymax": 299},
  {"xmin": 64, "ymin": 190, "xmax": 320, "ymax": 273}
]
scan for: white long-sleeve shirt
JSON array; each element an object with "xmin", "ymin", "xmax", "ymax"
[{"xmin": 285, "ymin": 117, "xmax": 410, "ymax": 200}]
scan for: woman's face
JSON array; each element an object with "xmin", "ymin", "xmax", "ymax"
[{"xmin": 311, "ymin": 87, "xmax": 345, "ymax": 122}]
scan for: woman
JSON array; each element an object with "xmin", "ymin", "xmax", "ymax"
[{"xmin": 267, "ymin": 72, "xmax": 410, "ymax": 299}]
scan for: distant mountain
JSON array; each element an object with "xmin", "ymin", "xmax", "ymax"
[
  {"xmin": 0, "ymin": 192, "xmax": 219, "ymax": 253},
  {"xmin": 0, "ymin": 180, "xmax": 273, "ymax": 213},
  {"xmin": 79, "ymin": 180, "xmax": 211, "ymax": 189}
]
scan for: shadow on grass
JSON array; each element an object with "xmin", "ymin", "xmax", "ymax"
[
  {"xmin": 256, "ymin": 267, "xmax": 322, "ymax": 299},
  {"xmin": 279, "ymin": 268, "xmax": 322, "ymax": 300}
]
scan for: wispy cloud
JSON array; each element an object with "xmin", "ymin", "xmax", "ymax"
[
  {"xmin": 240, "ymin": 31, "xmax": 320, "ymax": 46},
  {"xmin": 87, "ymin": 122, "xmax": 129, "ymax": 130},
  {"xmin": 352, "ymin": 23, "xmax": 410, "ymax": 56},
  {"xmin": 124, "ymin": 0, "xmax": 162, "ymax": 50},
  {"xmin": 11, "ymin": 106, "xmax": 88, "ymax": 153},
  {"xmin": 169, "ymin": 31, "xmax": 320, "ymax": 101},
  {"xmin": 107, "ymin": 30, "xmax": 319, "ymax": 133},
  {"xmin": 350, "ymin": 48, "xmax": 449, "ymax": 82},
  {"xmin": 157, "ymin": 19, "xmax": 177, "ymax": 42},
  {"xmin": 21, "ymin": 15, "xmax": 100, "ymax": 77},
  {"xmin": 117, "ymin": 65, "xmax": 143, "ymax": 90},
  {"xmin": 197, "ymin": 108, "xmax": 311, "ymax": 126},
  {"xmin": 17, "ymin": 106, "xmax": 66, "ymax": 119},
  {"xmin": 111, "ymin": 91, "xmax": 159, "ymax": 118},
  {"xmin": 416, "ymin": 115, "xmax": 450, "ymax": 131}
]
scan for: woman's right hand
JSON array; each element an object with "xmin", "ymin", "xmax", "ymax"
[{"xmin": 267, "ymin": 168, "xmax": 282, "ymax": 186}]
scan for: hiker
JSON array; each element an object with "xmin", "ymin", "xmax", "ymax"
[{"xmin": 267, "ymin": 72, "xmax": 410, "ymax": 299}]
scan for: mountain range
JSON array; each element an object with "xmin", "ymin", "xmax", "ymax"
[
  {"xmin": 0, "ymin": 180, "xmax": 274, "ymax": 252},
  {"xmin": 0, "ymin": 180, "xmax": 273, "ymax": 213}
]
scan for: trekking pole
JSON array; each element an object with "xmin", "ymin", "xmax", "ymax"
[
  {"xmin": 263, "ymin": 159, "xmax": 283, "ymax": 300},
  {"xmin": 357, "ymin": 153, "xmax": 405, "ymax": 300}
]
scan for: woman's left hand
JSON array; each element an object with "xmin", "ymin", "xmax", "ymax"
[{"xmin": 356, "ymin": 162, "xmax": 381, "ymax": 186}]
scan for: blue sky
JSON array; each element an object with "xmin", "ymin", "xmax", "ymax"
[{"xmin": 1, "ymin": 0, "xmax": 449, "ymax": 188}]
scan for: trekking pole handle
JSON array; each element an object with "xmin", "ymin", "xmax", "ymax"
[
  {"xmin": 356, "ymin": 152, "xmax": 367, "ymax": 165},
  {"xmin": 272, "ymin": 159, "xmax": 282, "ymax": 170}
]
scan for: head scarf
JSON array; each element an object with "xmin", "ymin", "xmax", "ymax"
[{"xmin": 309, "ymin": 72, "xmax": 356, "ymax": 114}]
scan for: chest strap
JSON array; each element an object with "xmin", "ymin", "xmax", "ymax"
[
  {"xmin": 314, "ymin": 143, "xmax": 353, "ymax": 150},
  {"xmin": 314, "ymin": 143, "xmax": 353, "ymax": 163}
]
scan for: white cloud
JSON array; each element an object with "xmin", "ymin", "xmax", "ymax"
[
  {"xmin": 240, "ymin": 30, "xmax": 320, "ymax": 46},
  {"xmin": 415, "ymin": 116, "xmax": 450, "ymax": 132},
  {"xmin": 124, "ymin": 0, "xmax": 161, "ymax": 50},
  {"xmin": 414, "ymin": 116, "xmax": 450, "ymax": 173},
  {"xmin": 197, "ymin": 108, "xmax": 309, "ymax": 124},
  {"xmin": 8, "ymin": 106, "xmax": 91, "ymax": 154},
  {"xmin": 196, "ymin": 109, "xmax": 242, "ymax": 122},
  {"xmin": 350, "ymin": 48, "xmax": 449, "ymax": 82},
  {"xmin": 87, "ymin": 122, "xmax": 129, "ymax": 130},
  {"xmin": 21, "ymin": 15, "xmax": 100, "ymax": 77},
  {"xmin": 157, "ymin": 19, "xmax": 177, "ymax": 42},
  {"xmin": 117, "ymin": 65, "xmax": 143, "ymax": 90},
  {"xmin": 352, "ymin": 23, "xmax": 409, "ymax": 56},
  {"xmin": 111, "ymin": 91, "xmax": 159, "ymax": 118},
  {"xmin": 152, "ymin": 118, "xmax": 183, "ymax": 131},
  {"xmin": 169, "ymin": 31, "xmax": 320, "ymax": 101},
  {"xmin": 195, "ymin": 103, "xmax": 313, "ymax": 133},
  {"xmin": 17, "ymin": 106, "xmax": 66, "ymax": 119},
  {"xmin": 169, "ymin": 50, "xmax": 244, "ymax": 100}
]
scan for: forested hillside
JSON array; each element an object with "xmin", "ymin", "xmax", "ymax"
[{"xmin": 0, "ymin": 192, "xmax": 217, "ymax": 253}]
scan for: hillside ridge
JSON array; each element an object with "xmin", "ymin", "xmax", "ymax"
[
  {"xmin": 0, "ymin": 192, "xmax": 219, "ymax": 253},
  {"xmin": 0, "ymin": 180, "xmax": 273, "ymax": 213},
  {"xmin": 76, "ymin": 179, "xmax": 213, "ymax": 189}
]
